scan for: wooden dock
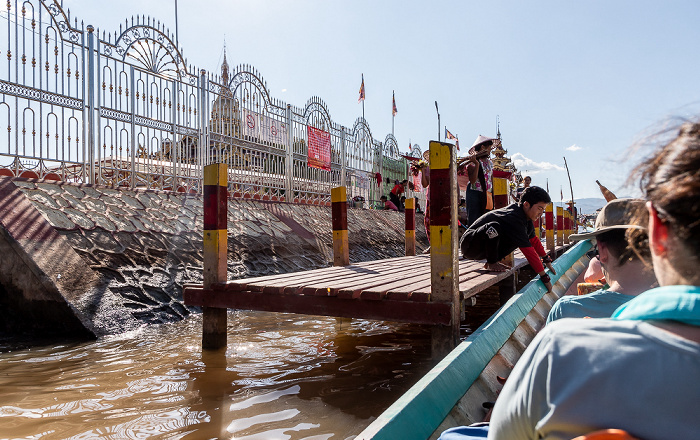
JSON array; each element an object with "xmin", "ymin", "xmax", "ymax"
[{"xmin": 184, "ymin": 251, "xmax": 534, "ymax": 326}]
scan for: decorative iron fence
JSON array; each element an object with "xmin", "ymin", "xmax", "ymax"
[{"xmin": 0, "ymin": 0, "xmax": 425, "ymax": 206}]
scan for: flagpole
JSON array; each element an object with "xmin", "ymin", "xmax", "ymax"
[
  {"xmin": 362, "ymin": 74, "xmax": 365, "ymax": 120},
  {"xmin": 392, "ymin": 90, "xmax": 395, "ymax": 136},
  {"xmin": 434, "ymin": 101, "xmax": 440, "ymax": 141}
]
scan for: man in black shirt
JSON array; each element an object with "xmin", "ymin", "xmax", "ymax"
[{"xmin": 460, "ymin": 186, "xmax": 555, "ymax": 291}]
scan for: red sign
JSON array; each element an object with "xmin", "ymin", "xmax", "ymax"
[{"xmin": 307, "ymin": 126, "xmax": 331, "ymax": 171}]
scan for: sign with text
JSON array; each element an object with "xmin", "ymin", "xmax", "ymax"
[
  {"xmin": 307, "ymin": 126, "xmax": 331, "ymax": 171},
  {"xmin": 241, "ymin": 109, "xmax": 288, "ymax": 147}
]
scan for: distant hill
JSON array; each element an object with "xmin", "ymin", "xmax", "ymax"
[{"xmin": 556, "ymin": 198, "xmax": 607, "ymax": 216}]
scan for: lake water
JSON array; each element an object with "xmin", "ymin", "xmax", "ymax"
[{"xmin": 0, "ymin": 311, "xmax": 440, "ymax": 440}]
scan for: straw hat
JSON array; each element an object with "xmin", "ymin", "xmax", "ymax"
[
  {"xmin": 569, "ymin": 198, "xmax": 646, "ymax": 241},
  {"xmin": 469, "ymin": 135, "xmax": 497, "ymax": 155}
]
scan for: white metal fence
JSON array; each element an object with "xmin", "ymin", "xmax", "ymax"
[{"xmin": 0, "ymin": 0, "xmax": 423, "ymax": 206}]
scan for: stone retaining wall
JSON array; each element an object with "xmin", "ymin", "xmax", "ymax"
[{"xmin": 0, "ymin": 177, "xmax": 428, "ymax": 338}]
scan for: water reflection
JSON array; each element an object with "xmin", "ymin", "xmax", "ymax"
[{"xmin": 0, "ymin": 311, "xmax": 433, "ymax": 439}]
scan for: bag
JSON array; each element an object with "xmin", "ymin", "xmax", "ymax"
[{"xmin": 486, "ymin": 191, "xmax": 494, "ymax": 210}]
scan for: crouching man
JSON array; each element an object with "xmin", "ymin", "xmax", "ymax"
[{"xmin": 460, "ymin": 186, "xmax": 555, "ymax": 291}]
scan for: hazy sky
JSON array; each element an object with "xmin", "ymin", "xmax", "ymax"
[{"xmin": 67, "ymin": 0, "xmax": 699, "ymax": 203}]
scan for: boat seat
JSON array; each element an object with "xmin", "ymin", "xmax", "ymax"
[{"xmin": 572, "ymin": 429, "xmax": 641, "ymax": 440}]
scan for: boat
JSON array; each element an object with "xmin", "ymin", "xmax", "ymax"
[{"xmin": 355, "ymin": 239, "xmax": 593, "ymax": 440}]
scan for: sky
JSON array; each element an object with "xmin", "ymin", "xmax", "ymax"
[{"xmin": 66, "ymin": 0, "xmax": 700, "ymax": 205}]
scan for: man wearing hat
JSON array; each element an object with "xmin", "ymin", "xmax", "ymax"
[
  {"xmin": 464, "ymin": 135, "xmax": 495, "ymax": 227},
  {"xmin": 546, "ymin": 198, "xmax": 657, "ymax": 323}
]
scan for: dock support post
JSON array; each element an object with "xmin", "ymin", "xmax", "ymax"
[
  {"xmin": 202, "ymin": 163, "xmax": 228, "ymax": 350},
  {"xmin": 405, "ymin": 198, "xmax": 416, "ymax": 256},
  {"xmin": 564, "ymin": 210, "xmax": 571, "ymax": 244},
  {"xmin": 545, "ymin": 203, "xmax": 555, "ymax": 253},
  {"xmin": 331, "ymin": 186, "xmax": 350, "ymax": 266},
  {"xmin": 428, "ymin": 141, "xmax": 459, "ymax": 358},
  {"xmin": 492, "ymin": 169, "xmax": 514, "ymax": 266},
  {"xmin": 556, "ymin": 206, "xmax": 564, "ymax": 247}
]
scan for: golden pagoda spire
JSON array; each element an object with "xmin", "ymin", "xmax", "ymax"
[{"xmin": 221, "ymin": 40, "xmax": 230, "ymax": 88}]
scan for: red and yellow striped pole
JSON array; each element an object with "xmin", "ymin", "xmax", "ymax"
[
  {"xmin": 331, "ymin": 186, "xmax": 349, "ymax": 266},
  {"xmin": 492, "ymin": 170, "xmax": 511, "ymax": 209},
  {"xmin": 564, "ymin": 209, "xmax": 571, "ymax": 243},
  {"xmin": 428, "ymin": 140, "xmax": 460, "ymax": 356},
  {"xmin": 556, "ymin": 206, "xmax": 564, "ymax": 247},
  {"xmin": 202, "ymin": 162, "xmax": 228, "ymax": 350},
  {"xmin": 492, "ymin": 169, "xmax": 513, "ymax": 266},
  {"xmin": 405, "ymin": 197, "xmax": 416, "ymax": 256},
  {"xmin": 545, "ymin": 203, "xmax": 555, "ymax": 252}
]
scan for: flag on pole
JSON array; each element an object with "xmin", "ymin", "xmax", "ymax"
[
  {"xmin": 445, "ymin": 128, "xmax": 459, "ymax": 150},
  {"xmin": 358, "ymin": 74, "xmax": 365, "ymax": 103},
  {"xmin": 561, "ymin": 186, "xmax": 564, "ymax": 202},
  {"xmin": 392, "ymin": 91, "xmax": 397, "ymax": 116}
]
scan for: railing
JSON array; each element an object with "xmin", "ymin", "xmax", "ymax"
[{"xmin": 0, "ymin": 0, "xmax": 425, "ymax": 206}]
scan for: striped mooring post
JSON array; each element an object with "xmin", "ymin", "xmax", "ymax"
[
  {"xmin": 492, "ymin": 169, "xmax": 514, "ymax": 266},
  {"xmin": 405, "ymin": 198, "xmax": 416, "ymax": 256},
  {"xmin": 331, "ymin": 186, "xmax": 350, "ymax": 266},
  {"xmin": 202, "ymin": 163, "xmax": 228, "ymax": 350},
  {"xmin": 428, "ymin": 140, "xmax": 460, "ymax": 357},
  {"xmin": 556, "ymin": 206, "xmax": 564, "ymax": 247},
  {"xmin": 545, "ymin": 203, "xmax": 555, "ymax": 252},
  {"xmin": 564, "ymin": 209, "xmax": 571, "ymax": 244}
]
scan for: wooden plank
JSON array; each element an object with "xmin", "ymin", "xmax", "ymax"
[
  {"xmin": 184, "ymin": 288, "xmax": 453, "ymax": 325},
  {"xmin": 223, "ymin": 255, "xmax": 416, "ymax": 291},
  {"xmin": 233, "ymin": 256, "xmax": 423, "ymax": 293},
  {"xmin": 293, "ymin": 257, "xmax": 430, "ymax": 296}
]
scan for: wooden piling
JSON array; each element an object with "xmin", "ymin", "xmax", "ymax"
[
  {"xmin": 202, "ymin": 162, "xmax": 228, "ymax": 350},
  {"xmin": 556, "ymin": 206, "xmax": 564, "ymax": 246},
  {"xmin": 331, "ymin": 186, "xmax": 350, "ymax": 266},
  {"xmin": 405, "ymin": 198, "xmax": 416, "ymax": 256},
  {"xmin": 428, "ymin": 141, "xmax": 460, "ymax": 357},
  {"xmin": 545, "ymin": 203, "xmax": 555, "ymax": 252},
  {"xmin": 564, "ymin": 210, "xmax": 571, "ymax": 243}
]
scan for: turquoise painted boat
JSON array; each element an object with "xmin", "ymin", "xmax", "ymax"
[{"xmin": 355, "ymin": 239, "xmax": 593, "ymax": 440}]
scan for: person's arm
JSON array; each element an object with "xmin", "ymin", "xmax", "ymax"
[
  {"xmin": 421, "ymin": 166, "xmax": 430, "ymax": 188},
  {"xmin": 467, "ymin": 161, "xmax": 478, "ymax": 186},
  {"xmin": 530, "ymin": 236, "xmax": 557, "ymax": 275},
  {"xmin": 520, "ymin": 246, "xmax": 553, "ymax": 292}
]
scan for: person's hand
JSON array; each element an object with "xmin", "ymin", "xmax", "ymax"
[
  {"xmin": 542, "ymin": 256, "xmax": 556, "ymax": 275},
  {"xmin": 545, "ymin": 262, "xmax": 556, "ymax": 275},
  {"xmin": 540, "ymin": 272, "xmax": 553, "ymax": 292}
]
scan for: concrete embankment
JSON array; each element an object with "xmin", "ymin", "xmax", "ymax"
[{"xmin": 0, "ymin": 177, "xmax": 428, "ymax": 338}]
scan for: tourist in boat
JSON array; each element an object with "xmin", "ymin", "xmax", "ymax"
[
  {"xmin": 546, "ymin": 198, "xmax": 657, "ymax": 323},
  {"xmin": 380, "ymin": 195, "xmax": 398, "ymax": 211},
  {"xmin": 486, "ymin": 121, "xmax": 700, "ymax": 439},
  {"xmin": 460, "ymin": 186, "xmax": 555, "ymax": 291},
  {"xmin": 465, "ymin": 135, "xmax": 495, "ymax": 227}
]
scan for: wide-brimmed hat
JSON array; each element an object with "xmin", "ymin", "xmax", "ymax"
[
  {"xmin": 569, "ymin": 198, "xmax": 646, "ymax": 241},
  {"xmin": 469, "ymin": 135, "xmax": 497, "ymax": 155}
]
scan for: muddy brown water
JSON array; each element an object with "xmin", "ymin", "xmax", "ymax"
[{"xmin": 0, "ymin": 305, "xmax": 500, "ymax": 440}]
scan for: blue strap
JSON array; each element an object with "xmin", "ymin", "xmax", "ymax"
[{"xmin": 611, "ymin": 285, "xmax": 700, "ymax": 326}]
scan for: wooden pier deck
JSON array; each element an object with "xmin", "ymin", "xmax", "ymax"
[{"xmin": 184, "ymin": 250, "xmax": 540, "ymax": 326}]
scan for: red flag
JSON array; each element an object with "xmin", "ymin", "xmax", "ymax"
[
  {"xmin": 392, "ymin": 91, "xmax": 397, "ymax": 116},
  {"xmin": 358, "ymin": 74, "xmax": 365, "ymax": 103},
  {"xmin": 445, "ymin": 128, "xmax": 456, "ymax": 140}
]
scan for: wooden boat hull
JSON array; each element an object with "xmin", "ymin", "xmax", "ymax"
[{"xmin": 356, "ymin": 240, "xmax": 593, "ymax": 440}]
